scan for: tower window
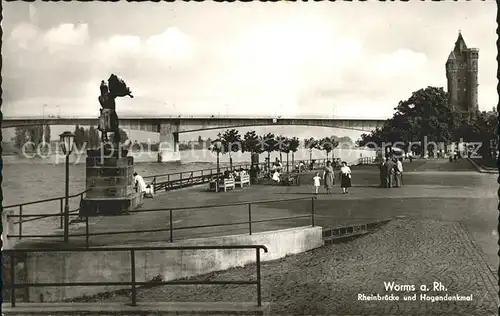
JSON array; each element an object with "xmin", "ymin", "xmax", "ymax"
[{"xmin": 458, "ymin": 79, "xmax": 460, "ymax": 83}]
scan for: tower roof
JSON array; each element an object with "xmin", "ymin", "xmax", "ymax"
[
  {"xmin": 447, "ymin": 51, "xmax": 456, "ymax": 62},
  {"xmin": 453, "ymin": 31, "xmax": 468, "ymax": 53}
]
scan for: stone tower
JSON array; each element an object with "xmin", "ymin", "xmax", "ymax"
[{"xmin": 445, "ymin": 31, "xmax": 479, "ymax": 115}]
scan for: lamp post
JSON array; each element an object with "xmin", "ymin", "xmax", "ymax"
[
  {"xmin": 212, "ymin": 140, "xmax": 222, "ymax": 193},
  {"xmin": 59, "ymin": 131, "xmax": 75, "ymax": 242}
]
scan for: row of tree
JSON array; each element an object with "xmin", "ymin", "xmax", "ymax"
[
  {"xmin": 73, "ymin": 125, "xmax": 129, "ymax": 149},
  {"xmin": 12, "ymin": 125, "xmax": 131, "ymax": 151},
  {"xmin": 211, "ymin": 129, "xmax": 352, "ymax": 171},
  {"xmin": 357, "ymin": 86, "xmax": 498, "ymax": 159},
  {"xmin": 179, "ymin": 136, "xmax": 214, "ymax": 150}
]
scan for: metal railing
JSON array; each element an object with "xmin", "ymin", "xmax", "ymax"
[
  {"xmin": 144, "ymin": 162, "xmax": 266, "ymax": 192},
  {"xmin": 143, "ymin": 159, "xmax": 332, "ymax": 193},
  {"xmin": 3, "ymin": 245, "xmax": 268, "ymax": 307},
  {"xmin": 2, "ymin": 157, "xmax": 353, "ymax": 238},
  {"xmin": 7, "ymin": 196, "xmax": 317, "ymax": 246},
  {"xmin": 3, "ymin": 189, "xmax": 90, "ymax": 239}
]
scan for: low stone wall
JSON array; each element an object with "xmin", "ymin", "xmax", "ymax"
[
  {"xmin": 23, "ymin": 226, "xmax": 323, "ymax": 302},
  {"xmin": 2, "ymin": 209, "xmax": 18, "ymax": 250}
]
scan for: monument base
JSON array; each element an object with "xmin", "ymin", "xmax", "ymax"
[
  {"xmin": 80, "ymin": 192, "xmax": 143, "ymax": 216},
  {"xmin": 158, "ymin": 149, "xmax": 181, "ymax": 163},
  {"xmin": 83, "ymin": 146, "xmax": 143, "ymax": 217}
]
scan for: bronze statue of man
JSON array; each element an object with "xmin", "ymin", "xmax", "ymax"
[{"xmin": 98, "ymin": 74, "xmax": 133, "ymax": 145}]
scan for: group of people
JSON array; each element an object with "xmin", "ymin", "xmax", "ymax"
[
  {"xmin": 379, "ymin": 156, "xmax": 403, "ymax": 188},
  {"xmin": 312, "ymin": 160, "xmax": 352, "ymax": 195}
]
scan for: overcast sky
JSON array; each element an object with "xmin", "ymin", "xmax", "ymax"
[{"xmin": 3, "ymin": 2, "xmax": 497, "ymax": 120}]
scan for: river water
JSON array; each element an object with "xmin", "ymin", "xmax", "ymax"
[{"xmin": 3, "ymin": 148, "xmax": 375, "ymax": 206}]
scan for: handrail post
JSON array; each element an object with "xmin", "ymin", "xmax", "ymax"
[
  {"xmin": 256, "ymin": 248, "xmax": 262, "ymax": 307},
  {"xmin": 169, "ymin": 210, "xmax": 174, "ymax": 242},
  {"xmin": 60, "ymin": 198, "xmax": 64, "ymax": 229},
  {"xmin": 130, "ymin": 249, "xmax": 137, "ymax": 306},
  {"xmin": 10, "ymin": 251, "xmax": 16, "ymax": 307},
  {"xmin": 311, "ymin": 197, "xmax": 315, "ymax": 227},
  {"xmin": 248, "ymin": 203, "xmax": 252, "ymax": 235},
  {"xmin": 85, "ymin": 215, "xmax": 90, "ymax": 248},
  {"xmin": 19, "ymin": 205, "xmax": 22, "ymax": 240}
]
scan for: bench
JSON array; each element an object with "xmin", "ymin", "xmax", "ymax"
[
  {"xmin": 208, "ymin": 178, "xmax": 236, "ymax": 192},
  {"xmin": 235, "ymin": 174, "xmax": 250, "ymax": 187},
  {"xmin": 144, "ymin": 184, "xmax": 155, "ymax": 198}
]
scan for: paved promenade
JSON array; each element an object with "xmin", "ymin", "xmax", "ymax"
[
  {"xmin": 97, "ymin": 219, "xmax": 498, "ymax": 315},
  {"xmin": 10, "ymin": 158, "xmax": 500, "ymax": 315},
  {"xmin": 17, "ymin": 158, "xmax": 499, "ymax": 271}
]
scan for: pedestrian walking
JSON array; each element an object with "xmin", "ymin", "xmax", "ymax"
[
  {"xmin": 379, "ymin": 157, "xmax": 387, "ymax": 188},
  {"xmin": 339, "ymin": 161, "xmax": 352, "ymax": 194},
  {"xmin": 322, "ymin": 160, "xmax": 335, "ymax": 195},
  {"xmin": 395, "ymin": 158, "xmax": 403, "ymax": 187},
  {"xmin": 384, "ymin": 157, "xmax": 396, "ymax": 188},
  {"xmin": 313, "ymin": 172, "xmax": 321, "ymax": 195}
]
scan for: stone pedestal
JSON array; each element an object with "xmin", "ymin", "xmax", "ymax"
[{"xmin": 80, "ymin": 146, "xmax": 143, "ymax": 216}]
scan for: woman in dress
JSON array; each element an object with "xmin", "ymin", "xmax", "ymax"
[
  {"xmin": 339, "ymin": 161, "xmax": 352, "ymax": 194},
  {"xmin": 322, "ymin": 161, "xmax": 335, "ymax": 195}
]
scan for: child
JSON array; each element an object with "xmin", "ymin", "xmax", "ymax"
[{"xmin": 313, "ymin": 172, "xmax": 321, "ymax": 195}]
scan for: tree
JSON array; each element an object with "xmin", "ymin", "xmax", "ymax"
[
  {"xmin": 304, "ymin": 137, "xmax": 319, "ymax": 162},
  {"xmin": 74, "ymin": 125, "xmax": 84, "ymax": 149},
  {"xmin": 220, "ymin": 129, "xmax": 242, "ymax": 171},
  {"xmin": 274, "ymin": 136, "xmax": 290, "ymax": 172},
  {"xmin": 288, "ymin": 137, "xmax": 300, "ymax": 168},
  {"xmin": 209, "ymin": 137, "xmax": 225, "ymax": 173},
  {"xmin": 13, "ymin": 125, "xmax": 49, "ymax": 151},
  {"xmin": 26, "ymin": 125, "xmax": 45, "ymax": 151},
  {"xmin": 13, "ymin": 127, "xmax": 27, "ymax": 149},
  {"xmin": 358, "ymin": 86, "xmax": 461, "ymax": 157},
  {"xmin": 319, "ymin": 136, "xmax": 339, "ymax": 161},
  {"xmin": 275, "ymin": 135, "xmax": 289, "ymax": 163},
  {"xmin": 44, "ymin": 125, "xmax": 51, "ymax": 144},
  {"xmin": 205, "ymin": 137, "xmax": 212, "ymax": 148},
  {"xmin": 261, "ymin": 133, "xmax": 277, "ymax": 174},
  {"xmin": 88, "ymin": 126, "xmax": 100, "ymax": 149},
  {"xmin": 454, "ymin": 110, "xmax": 498, "ymax": 160},
  {"xmin": 109, "ymin": 128, "xmax": 129, "ymax": 145},
  {"xmin": 337, "ymin": 136, "xmax": 353, "ymax": 147},
  {"xmin": 243, "ymin": 130, "xmax": 263, "ymax": 166}
]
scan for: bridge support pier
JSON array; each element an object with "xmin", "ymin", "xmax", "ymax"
[{"xmin": 158, "ymin": 122, "xmax": 181, "ymax": 163}]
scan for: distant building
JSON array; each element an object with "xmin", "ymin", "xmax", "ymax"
[{"xmin": 445, "ymin": 31, "xmax": 479, "ymax": 117}]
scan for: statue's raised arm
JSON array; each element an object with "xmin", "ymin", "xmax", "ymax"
[{"xmin": 97, "ymin": 74, "xmax": 133, "ymax": 145}]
